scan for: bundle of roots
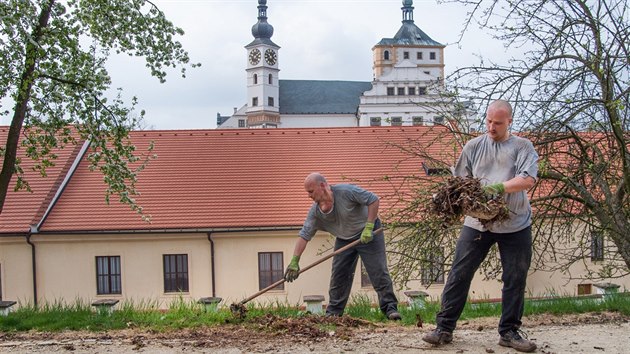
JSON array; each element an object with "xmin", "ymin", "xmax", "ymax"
[{"xmin": 431, "ymin": 176, "xmax": 510, "ymax": 228}]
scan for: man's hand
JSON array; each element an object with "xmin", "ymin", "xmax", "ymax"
[
  {"xmin": 361, "ymin": 222, "xmax": 375, "ymax": 244},
  {"xmin": 483, "ymin": 183, "xmax": 505, "ymax": 199},
  {"xmin": 284, "ymin": 255, "xmax": 300, "ymax": 282}
]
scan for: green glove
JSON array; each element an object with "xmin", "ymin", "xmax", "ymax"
[
  {"xmin": 284, "ymin": 255, "xmax": 300, "ymax": 282},
  {"xmin": 361, "ymin": 222, "xmax": 375, "ymax": 244},
  {"xmin": 483, "ymin": 183, "xmax": 505, "ymax": 198}
]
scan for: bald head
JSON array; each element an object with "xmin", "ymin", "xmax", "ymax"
[
  {"xmin": 305, "ymin": 172, "xmax": 327, "ymax": 186},
  {"xmin": 487, "ymin": 99, "xmax": 513, "ymax": 118}
]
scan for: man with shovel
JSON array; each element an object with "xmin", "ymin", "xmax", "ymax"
[{"xmin": 284, "ymin": 172, "xmax": 401, "ymax": 320}]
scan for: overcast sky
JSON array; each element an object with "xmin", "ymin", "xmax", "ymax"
[{"xmin": 3, "ymin": 0, "xmax": 512, "ymax": 130}]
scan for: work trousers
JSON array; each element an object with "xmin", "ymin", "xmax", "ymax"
[
  {"xmin": 436, "ymin": 226, "xmax": 532, "ymax": 335},
  {"xmin": 326, "ymin": 220, "xmax": 399, "ymax": 316}
]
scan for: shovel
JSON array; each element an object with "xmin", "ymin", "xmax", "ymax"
[{"xmin": 230, "ymin": 227, "xmax": 383, "ymax": 317}]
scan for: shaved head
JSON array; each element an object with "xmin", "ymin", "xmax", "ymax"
[
  {"xmin": 487, "ymin": 99, "xmax": 513, "ymax": 118},
  {"xmin": 305, "ymin": 172, "xmax": 327, "ymax": 185}
]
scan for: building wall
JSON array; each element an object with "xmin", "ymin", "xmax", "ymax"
[
  {"xmin": 3, "ymin": 230, "xmax": 628, "ymax": 310},
  {"xmin": 0, "ymin": 237, "xmax": 33, "ymax": 303},
  {"xmin": 279, "ymin": 114, "xmax": 357, "ymax": 128},
  {"xmin": 31, "ymin": 233, "xmax": 213, "ymax": 307}
]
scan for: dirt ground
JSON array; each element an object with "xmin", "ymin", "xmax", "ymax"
[{"xmin": 0, "ymin": 312, "xmax": 628, "ymax": 353}]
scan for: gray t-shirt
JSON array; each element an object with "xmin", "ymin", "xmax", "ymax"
[
  {"xmin": 453, "ymin": 134, "xmax": 538, "ymax": 233},
  {"xmin": 299, "ymin": 184, "xmax": 379, "ymax": 241}
]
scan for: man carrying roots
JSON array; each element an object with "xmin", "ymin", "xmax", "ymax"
[
  {"xmin": 284, "ymin": 172, "xmax": 401, "ymax": 320},
  {"xmin": 422, "ymin": 100, "xmax": 539, "ymax": 352}
]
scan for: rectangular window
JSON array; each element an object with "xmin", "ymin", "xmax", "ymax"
[
  {"xmin": 408, "ymin": 87, "xmax": 415, "ymax": 95},
  {"xmin": 386, "ymin": 87, "xmax": 395, "ymax": 96},
  {"xmin": 238, "ymin": 119, "xmax": 245, "ymax": 128},
  {"xmin": 577, "ymin": 283, "xmax": 592, "ymax": 295},
  {"xmin": 433, "ymin": 116, "xmax": 444, "ymax": 124},
  {"xmin": 429, "ymin": 52, "xmax": 436, "ymax": 60},
  {"xmin": 403, "ymin": 51, "xmax": 409, "ymax": 59},
  {"xmin": 258, "ymin": 252, "xmax": 284, "ymax": 291},
  {"xmin": 418, "ymin": 87, "xmax": 427, "ymax": 95},
  {"xmin": 591, "ymin": 232, "xmax": 604, "ymax": 261},
  {"xmin": 412, "ymin": 116, "xmax": 423, "ymax": 126},
  {"xmin": 96, "ymin": 256, "xmax": 121, "ymax": 295},
  {"xmin": 163, "ymin": 254, "xmax": 189, "ymax": 293},
  {"xmin": 268, "ymin": 96, "xmax": 274, "ymax": 107},
  {"xmin": 370, "ymin": 117, "xmax": 382, "ymax": 126},
  {"xmin": 391, "ymin": 117, "xmax": 402, "ymax": 126},
  {"xmin": 360, "ymin": 261, "xmax": 372, "ymax": 288},
  {"xmin": 421, "ymin": 248, "xmax": 445, "ymax": 285},
  {"xmin": 252, "ymin": 97, "xmax": 258, "ymax": 107},
  {"xmin": 397, "ymin": 87, "xmax": 405, "ymax": 96},
  {"xmin": 416, "ymin": 52, "xmax": 423, "ymax": 60}
]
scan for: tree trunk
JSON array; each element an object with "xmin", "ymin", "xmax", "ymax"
[{"xmin": 0, "ymin": 0, "xmax": 55, "ymax": 215}]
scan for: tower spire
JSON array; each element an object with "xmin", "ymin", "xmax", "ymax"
[
  {"xmin": 402, "ymin": 0, "xmax": 414, "ymax": 22},
  {"xmin": 251, "ymin": 0, "xmax": 274, "ymax": 41}
]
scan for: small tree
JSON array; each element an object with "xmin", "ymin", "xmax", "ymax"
[
  {"xmin": 0, "ymin": 0, "xmax": 198, "ymax": 216},
  {"xmin": 385, "ymin": 0, "xmax": 629, "ymax": 286}
]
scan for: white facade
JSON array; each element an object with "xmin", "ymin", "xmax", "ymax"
[{"xmin": 218, "ymin": 0, "xmax": 477, "ymax": 130}]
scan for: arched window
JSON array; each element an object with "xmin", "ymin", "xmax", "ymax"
[
  {"xmin": 268, "ymin": 74, "xmax": 273, "ymax": 84},
  {"xmin": 384, "ymin": 50, "xmax": 390, "ymax": 60},
  {"xmin": 253, "ymin": 74, "xmax": 258, "ymax": 84}
]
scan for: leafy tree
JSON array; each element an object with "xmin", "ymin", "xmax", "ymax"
[
  {"xmin": 0, "ymin": 0, "xmax": 198, "ymax": 216},
  {"xmin": 384, "ymin": 0, "xmax": 629, "ymax": 286}
]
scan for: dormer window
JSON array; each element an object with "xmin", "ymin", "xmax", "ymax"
[{"xmin": 422, "ymin": 162, "xmax": 450, "ymax": 176}]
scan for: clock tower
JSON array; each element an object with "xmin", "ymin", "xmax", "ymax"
[{"xmin": 245, "ymin": 0, "xmax": 280, "ymax": 128}]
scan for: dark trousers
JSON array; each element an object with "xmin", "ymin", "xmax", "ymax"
[
  {"xmin": 436, "ymin": 226, "xmax": 532, "ymax": 335},
  {"xmin": 326, "ymin": 221, "xmax": 399, "ymax": 316}
]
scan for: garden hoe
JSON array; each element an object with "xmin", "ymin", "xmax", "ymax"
[{"xmin": 229, "ymin": 228, "xmax": 383, "ymax": 318}]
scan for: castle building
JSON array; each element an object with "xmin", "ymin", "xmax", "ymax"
[{"xmin": 218, "ymin": 0, "xmax": 474, "ymax": 130}]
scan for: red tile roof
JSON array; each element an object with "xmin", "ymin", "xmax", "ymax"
[
  {"xmin": 36, "ymin": 126, "xmax": 455, "ymax": 232},
  {"xmin": 0, "ymin": 127, "xmax": 85, "ymax": 234}
]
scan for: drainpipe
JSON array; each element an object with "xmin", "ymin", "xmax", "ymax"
[
  {"xmin": 25, "ymin": 233, "xmax": 38, "ymax": 307},
  {"xmin": 207, "ymin": 233, "xmax": 216, "ymax": 297}
]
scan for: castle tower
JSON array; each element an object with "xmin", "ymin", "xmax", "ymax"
[{"xmin": 245, "ymin": 0, "xmax": 281, "ymax": 128}]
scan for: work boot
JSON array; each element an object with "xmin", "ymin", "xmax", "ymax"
[
  {"xmin": 498, "ymin": 329, "xmax": 537, "ymax": 352},
  {"xmin": 422, "ymin": 328, "xmax": 453, "ymax": 345},
  {"xmin": 387, "ymin": 311, "xmax": 402, "ymax": 321}
]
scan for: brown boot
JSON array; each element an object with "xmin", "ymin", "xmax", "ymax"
[
  {"xmin": 498, "ymin": 329, "xmax": 537, "ymax": 352},
  {"xmin": 422, "ymin": 328, "xmax": 453, "ymax": 345}
]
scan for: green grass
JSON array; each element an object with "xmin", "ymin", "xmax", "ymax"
[{"xmin": 1, "ymin": 292, "xmax": 628, "ymax": 332}]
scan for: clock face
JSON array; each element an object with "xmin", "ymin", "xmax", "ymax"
[
  {"xmin": 249, "ymin": 49, "xmax": 261, "ymax": 65},
  {"xmin": 265, "ymin": 49, "xmax": 277, "ymax": 65}
]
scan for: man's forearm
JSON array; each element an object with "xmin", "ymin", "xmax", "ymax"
[
  {"xmin": 366, "ymin": 199, "xmax": 379, "ymax": 222},
  {"xmin": 503, "ymin": 176, "xmax": 536, "ymax": 194},
  {"xmin": 292, "ymin": 237, "xmax": 308, "ymax": 257}
]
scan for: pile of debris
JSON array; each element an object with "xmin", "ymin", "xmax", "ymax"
[{"xmin": 431, "ymin": 176, "xmax": 510, "ymax": 227}]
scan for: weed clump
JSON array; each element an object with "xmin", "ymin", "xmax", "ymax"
[{"xmin": 431, "ymin": 176, "xmax": 510, "ymax": 228}]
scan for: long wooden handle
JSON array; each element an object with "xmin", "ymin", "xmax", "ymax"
[{"xmin": 239, "ymin": 228, "xmax": 383, "ymax": 305}]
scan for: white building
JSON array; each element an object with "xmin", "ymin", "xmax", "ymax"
[{"xmin": 217, "ymin": 0, "xmax": 476, "ymax": 130}]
